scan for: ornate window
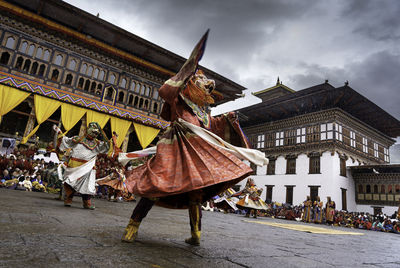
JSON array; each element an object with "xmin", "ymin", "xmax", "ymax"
[
  {"xmin": 19, "ymin": 41, "xmax": 28, "ymax": 53},
  {"xmin": 366, "ymin": 185, "xmax": 371, "ymax": 193},
  {"xmin": 309, "ymin": 153, "xmax": 320, "ymax": 174},
  {"xmin": 105, "ymin": 87, "xmax": 114, "ymax": 100},
  {"xmin": 384, "ymin": 148, "xmax": 389, "ymax": 162},
  {"xmin": 0, "ymin": 52, "xmax": 10, "ymax": 65},
  {"xmin": 350, "ymin": 131, "xmax": 356, "ymax": 147},
  {"xmin": 108, "ymin": 74, "xmax": 116, "ymax": 84},
  {"xmin": 145, "ymin": 86, "xmax": 151, "ymax": 96},
  {"xmin": 257, "ymin": 134, "xmax": 265, "ymax": 149},
  {"xmin": 307, "ymin": 125, "xmax": 320, "ymax": 142},
  {"xmin": 267, "ymin": 157, "xmax": 276, "ymax": 175},
  {"xmin": 340, "ymin": 157, "xmax": 346, "ymax": 177},
  {"xmin": 362, "ymin": 137, "xmax": 368, "ymax": 153},
  {"xmin": 128, "ymin": 95, "xmax": 133, "ymax": 105},
  {"xmin": 50, "ymin": 69, "xmax": 59, "ymax": 81},
  {"xmin": 23, "ymin": 59, "xmax": 31, "ymax": 72},
  {"xmin": 381, "ymin": 185, "xmax": 385, "ymax": 194},
  {"xmin": 77, "ymin": 77, "xmax": 84, "ymax": 89},
  {"xmin": 43, "ymin": 50, "xmax": 50, "ymax": 61},
  {"xmin": 27, "ymin": 44, "xmax": 35, "ymax": 56},
  {"xmin": 139, "ymin": 98, "xmax": 144, "ymax": 108},
  {"xmin": 87, "ymin": 66, "xmax": 93, "ymax": 76},
  {"xmin": 275, "ymin": 131, "xmax": 284, "ymax": 146},
  {"xmin": 15, "ymin": 56, "xmax": 23, "ymax": 69},
  {"xmin": 68, "ymin": 59, "xmax": 77, "ymax": 70},
  {"xmin": 36, "ymin": 47, "xmax": 43, "ymax": 59},
  {"xmin": 93, "ymin": 68, "xmax": 99, "ymax": 79},
  {"xmin": 54, "ymin": 54, "xmax": 63, "ymax": 66},
  {"xmin": 30, "ymin": 62, "xmax": 38, "ymax": 74},
  {"xmin": 118, "ymin": 91, "xmax": 124, "ymax": 102},
  {"xmin": 141, "ymin": 84, "xmax": 146, "ymax": 95},
  {"xmin": 121, "ymin": 78, "xmax": 127, "ymax": 88},
  {"xmin": 90, "ymin": 81, "xmax": 96, "ymax": 93},
  {"xmin": 296, "ymin": 127, "xmax": 306, "ymax": 143},
  {"xmin": 81, "ymin": 63, "xmax": 87, "ymax": 74},
  {"xmin": 153, "ymin": 103, "xmax": 158, "ymax": 113},
  {"xmin": 358, "ymin": 185, "xmax": 363, "ymax": 193},
  {"xmin": 84, "ymin": 79, "xmax": 90, "ymax": 91},
  {"xmin": 374, "ymin": 143, "xmax": 379, "ymax": 158},
  {"xmin": 98, "ymin": 70, "xmax": 105, "ymax": 80},
  {"xmin": 133, "ymin": 96, "xmax": 139, "ymax": 107},
  {"xmin": 320, "ymin": 123, "xmax": 333, "ymax": 140},
  {"xmin": 5, "ymin": 36, "xmax": 15, "ymax": 49},
  {"xmin": 130, "ymin": 81, "xmax": 136, "ymax": 91},
  {"xmin": 373, "ymin": 185, "xmax": 378, "ymax": 193},
  {"xmin": 286, "ymin": 156, "xmax": 296, "ymax": 174},
  {"xmin": 335, "ymin": 123, "xmax": 343, "ymax": 141},
  {"xmin": 65, "ymin": 74, "xmax": 73, "ymax": 85},
  {"xmin": 153, "ymin": 88, "xmax": 159, "ymax": 99},
  {"xmin": 285, "ymin": 129, "xmax": 296, "ymax": 145},
  {"xmin": 265, "ymin": 133, "xmax": 274, "ymax": 148},
  {"xmin": 38, "ymin": 64, "xmax": 46, "ymax": 76}
]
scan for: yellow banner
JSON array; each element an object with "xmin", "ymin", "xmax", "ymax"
[
  {"xmin": 0, "ymin": 85, "xmax": 30, "ymax": 124},
  {"xmin": 110, "ymin": 116, "xmax": 131, "ymax": 147},
  {"xmin": 21, "ymin": 95, "xmax": 61, "ymax": 144},
  {"xmin": 86, "ymin": 110, "xmax": 110, "ymax": 129},
  {"xmin": 133, "ymin": 122, "xmax": 160, "ymax": 149},
  {"xmin": 61, "ymin": 103, "xmax": 86, "ymax": 136}
]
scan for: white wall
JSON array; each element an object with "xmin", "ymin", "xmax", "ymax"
[{"xmin": 240, "ymin": 152, "xmax": 368, "ymax": 212}]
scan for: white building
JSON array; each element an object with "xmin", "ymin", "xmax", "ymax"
[{"xmin": 236, "ymin": 80, "xmax": 400, "ymax": 215}]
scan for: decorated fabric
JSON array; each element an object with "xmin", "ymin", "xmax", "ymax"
[
  {"xmin": 59, "ymin": 135, "xmax": 110, "ymax": 195},
  {"xmin": 0, "ymin": 85, "xmax": 30, "ymax": 124},
  {"xmin": 125, "ymin": 120, "xmax": 253, "ymax": 208},
  {"xmin": 96, "ymin": 169, "xmax": 128, "ymax": 193},
  {"xmin": 236, "ymin": 195, "xmax": 268, "ymax": 210},
  {"xmin": 133, "ymin": 123, "xmax": 160, "ymax": 149},
  {"xmin": 213, "ymin": 188, "xmax": 240, "ymax": 211},
  {"xmin": 60, "ymin": 103, "xmax": 86, "ymax": 136},
  {"xmin": 179, "ymin": 93, "xmax": 211, "ymax": 129},
  {"xmin": 235, "ymin": 179, "xmax": 268, "ymax": 210},
  {"xmin": 110, "ymin": 117, "xmax": 131, "ymax": 147},
  {"xmin": 118, "ymin": 146, "xmax": 157, "ymax": 166},
  {"xmin": 86, "ymin": 110, "xmax": 110, "ymax": 128},
  {"xmin": 123, "ymin": 31, "xmax": 266, "ymax": 209},
  {"xmin": 22, "ymin": 94, "xmax": 61, "ymax": 144},
  {"xmin": 71, "ymin": 136, "xmax": 100, "ymax": 150}
]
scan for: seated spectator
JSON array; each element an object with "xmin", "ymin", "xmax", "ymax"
[{"xmin": 383, "ymin": 219, "xmax": 393, "ymax": 232}]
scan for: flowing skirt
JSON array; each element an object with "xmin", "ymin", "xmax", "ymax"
[
  {"xmin": 125, "ymin": 121, "xmax": 253, "ymax": 208},
  {"xmin": 96, "ymin": 175, "xmax": 127, "ymax": 193}
]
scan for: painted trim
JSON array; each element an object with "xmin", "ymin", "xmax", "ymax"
[{"xmin": 0, "ymin": 70, "xmax": 169, "ymax": 129}]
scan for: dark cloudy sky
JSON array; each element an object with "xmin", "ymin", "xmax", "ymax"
[{"xmin": 64, "ymin": 0, "xmax": 400, "ymax": 139}]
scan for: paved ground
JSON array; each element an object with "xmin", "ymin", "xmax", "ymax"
[{"xmin": 1, "ymin": 188, "xmax": 400, "ymax": 268}]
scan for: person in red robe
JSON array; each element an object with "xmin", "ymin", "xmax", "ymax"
[{"xmin": 121, "ymin": 31, "xmax": 267, "ymax": 246}]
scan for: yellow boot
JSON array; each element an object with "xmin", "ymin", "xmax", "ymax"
[
  {"xmin": 185, "ymin": 202, "xmax": 201, "ymax": 246},
  {"xmin": 185, "ymin": 230, "xmax": 201, "ymax": 246},
  {"xmin": 121, "ymin": 219, "xmax": 141, "ymax": 243}
]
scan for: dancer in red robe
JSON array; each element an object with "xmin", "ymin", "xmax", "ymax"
[{"xmin": 121, "ymin": 31, "xmax": 268, "ymax": 246}]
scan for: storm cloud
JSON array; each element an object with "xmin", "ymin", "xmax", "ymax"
[{"xmin": 64, "ymin": 0, "xmax": 400, "ymax": 130}]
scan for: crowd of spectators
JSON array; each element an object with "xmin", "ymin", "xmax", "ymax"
[
  {"xmin": 0, "ymin": 144, "xmax": 137, "ymax": 202},
  {"xmin": 206, "ymin": 199, "xmax": 400, "ymax": 235}
]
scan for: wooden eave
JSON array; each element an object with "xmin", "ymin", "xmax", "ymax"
[{"xmin": 0, "ymin": 0, "xmax": 246, "ymax": 103}]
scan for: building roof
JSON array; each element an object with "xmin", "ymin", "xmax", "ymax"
[
  {"xmin": 1, "ymin": 0, "xmax": 245, "ymax": 104},
  {"xmin": 350, "ymin": 164, "xmax": 400, "ymax": 174},
  {"xmin": 238, "ymin": 82, "xmax": 400, "ymax": 138}
]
